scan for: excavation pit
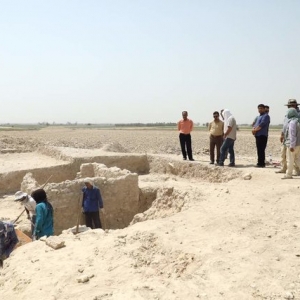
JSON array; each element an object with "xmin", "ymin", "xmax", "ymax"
[{"xmin": 0, "ymin": 147, "xmax": 241, "ymax": 235}]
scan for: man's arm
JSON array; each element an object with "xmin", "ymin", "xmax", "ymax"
[
  {"xmin": 177, "ymin": 121, "xmax": 180, "ymax": 131},
  {"xmin": 34, "ymin": 205, "xmax": 45, "ymax": 238},
  {"xmin": 190, "ymin": 120, "xmax": 194, "ymax": 132},
  {"xmin": 97, "ymin": 189, "xmax": 104, "ymax": 209},
  {"xmin": 224, "ymin": 126, "xmax": 232, "ymax": 138},
  {"xmin": 289, "ymin": 121, "xmax": 297, "ymax": 151}
]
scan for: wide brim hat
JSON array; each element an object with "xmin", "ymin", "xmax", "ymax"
[{"xmin": 284, "ymin": 99, "xmax": 298, "ymax": 106}]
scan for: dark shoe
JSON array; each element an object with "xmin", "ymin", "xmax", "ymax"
[
  {"xmin": 216, "ymin": 163, "xmax": 224, "ymax": 166},
  {"xmin": 189, "ymin": 158, "xmax": 195, "ymax": 161},
  {"xmin": 228, "ymin": 163, "xmax": 235, "ymax": 167},
  {"xmin": 183, "ymin": 157, "xmax": 187, "ymax": 160},
  {"xmin": 209, "ymin": 161, "xmax": 214, "ymax": 165},
  {"xmin": 255, "ymin": 165, "xmax": 265, "ymax": 168}
]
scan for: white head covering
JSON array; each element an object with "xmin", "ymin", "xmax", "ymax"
[
  {"xmin": 84, "ymin": 178, "xmax": 94, "ymax": 186},
  {"xmin": 223, "ymin": 109, "xmax": 232, "ymax": 132},
  {"xmin": 14, "ymin": 191, "xmax": 28, "ymax": 201}
]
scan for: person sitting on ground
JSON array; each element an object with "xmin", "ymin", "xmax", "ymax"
[
  {"xmin": 31, "ymin": 189, "xmax": 54, "ymax": 240},
  {"xmin": 14, "ymin": 191, "xmax": 36, "ymax": 237},
  {"xmin": 281, "ymin": 108, "xmax": 300, "ymax": 179},
  {"xmin": 0, "ymin": 221, "xmax": 19, "ymax": 268},
  {"xmin": 82, "ymin": 178, "xmax": 104, "ymax": 229}
]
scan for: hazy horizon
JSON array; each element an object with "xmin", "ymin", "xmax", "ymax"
[{"xmin": 1, "ymin": 1, "xmax": 299, "ymax": 125}]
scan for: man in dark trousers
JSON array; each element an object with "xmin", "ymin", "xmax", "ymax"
[
  {"xmin": 252, "ymin": 104, "xmax": 271, "ymax": 168},
  {"xmin": 82, "ymin": 178, "xmax": 104, "ymax": 229},
  {"xmin": 177, "ymin": 111, "xmax": 194, "ymax": 161}
]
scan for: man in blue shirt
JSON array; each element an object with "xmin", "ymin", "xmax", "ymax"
[
  {"xmin": 252, "ymin": 104, "xmax": 270, "ymax": 168},
  {"xmin": 82, "ymin": 178, "xmax": 104, "ymax": 229}
]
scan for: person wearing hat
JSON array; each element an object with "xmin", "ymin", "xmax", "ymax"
[
  {"xmin": 14, "ymin": 191, "xmax": 36, "ymax": 236},
  {"xmin": 82, "ymin": 178, "xmax": 104, "ymax": 229},
  {"xmin": 276, "ymin": 99, "xmax": 300, "ymax": 174},
  {"xmin": 282, "ymin": 108, "xmax": 300, "ymax": 179},
  {"xmin": 0, "ymin": 221, "xmax": 19, "ymax": 268}
]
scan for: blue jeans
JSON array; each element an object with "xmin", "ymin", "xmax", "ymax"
[{"xmin": 219, "ymin": 138, "xmax": 235, "ymax": 165}]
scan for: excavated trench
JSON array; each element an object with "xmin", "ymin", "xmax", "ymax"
[{"xmin": 0, "ymin": 147, "xmax": 241, "ymax": 235}]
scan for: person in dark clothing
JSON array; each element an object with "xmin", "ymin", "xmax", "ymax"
[
  {"xmin": 82, "ymin": 178, "xmax": 104, "ymax": 229},
  {"xmin": 31, "ymin": 189, "xmax": 54, "ymax": 240},
  {"xmin": 0, "ymin": 221, "xmax": 19, "ymax": 268},
  {"xmin": 252, "ymin": 104, "xmax": 271, "ymax": 168}
]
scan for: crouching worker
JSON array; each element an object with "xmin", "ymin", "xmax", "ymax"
[
  {"xmin": 82, "ymin": 178, "xmax": 104, "ymax": 229},
  {"xmin": 0, "ymin": 221, "xmax": 19, "ymax": 268},
  {"xmin": 31, "ymin": 189, "xmax": 54, "ymax": 240},
  {"xmin": 14, "ymin": 191, "xmax": 36, "ymax": 237}
]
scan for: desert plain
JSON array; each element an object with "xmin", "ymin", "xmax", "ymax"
[{"xmin": 0, "ymin": 126, "xmax": 300, "ymax": 300}]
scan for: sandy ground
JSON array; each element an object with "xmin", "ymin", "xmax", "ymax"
[{"xmin": 1, "ymin": 127, "xmax": 300, "ymax": 300}]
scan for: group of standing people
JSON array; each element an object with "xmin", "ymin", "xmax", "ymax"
[
  {"xmin": 275, "ymin": 99, "xmax": 300, "ymax": 179},
  {"xmin": 0, "ymin": 188, "xmax": 54, "ymax": 267},
  {"xmin": 1, "ymin": 178, "xmax": 104, "ymax": 267},
  {"xmin": 178, "ymin": 109, "xmax": 237, "ymax": 166},
  {"xmin": 178, "ymin": 100, "xmax": 300, "ymax": 175}
]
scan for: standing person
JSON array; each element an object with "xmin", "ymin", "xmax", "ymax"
[
  {"xmin": 14, "ymin": 191, "xmax": 36, "ymax": 236},
  {"xmin": 0, "ymin": 221, "xmax": 19, "ymax": 268},
  {"xmin": 276, "ymin": 99, "xmax": 299, "ymax": 174},
  {"xmin": 252, "ymin": 105, "xmax": 270, "ymax": 126},
  {"xmin": 252, "ymin": 104, "xmax": 270, "ymax": 168},
  {"xmin": 31, "ymin": 189, "xmax": 54, "ymax": 240},
  {"xmin": 218, "ymin": 109, "xmax": 237, "ymax": 167},
  {"xmin": 82, "ymin": 178, "xmax": 104, "ymax": 229},
  {"xmin": 208, "ymin": 111, "xmax": 224, "ymax": 164},
  {"xmin": 177, "ymin": 111, "xmax": 194, "ymax": 161},
  {"xmin": 282, "ymin": 108, "xmax": 300, "ymax": 179}
]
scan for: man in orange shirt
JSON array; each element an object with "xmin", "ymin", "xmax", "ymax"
[{"xmin": 177, "ymin": 111, "xmax": 194, "ymax": 161}]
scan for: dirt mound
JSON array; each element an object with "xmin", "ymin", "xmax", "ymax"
[{"xmin": 101, "ymin": 142, "xmax": 129, "ymax": 153}]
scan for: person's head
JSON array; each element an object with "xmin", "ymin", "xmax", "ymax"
[
  {"xmin": 285, "ymin": 99, "xmax": 298, "ymax": 109},
  {"xmin": 265, "ymin": 105, "xmax": 269, "ymax": 113},
  {"xmin": 31, "ymin": 189, "xmax": 47, "ymax": 204},
  {"xmin": 222, "ymin": 109, "xmax": 232, "ymax": 121},
  {"xmin": 84, "ymin": 178, "xmax": 94, "ymax": 189},
  {"xmin": 257, "ymin": 104, "xmax": 265, "ymax": 115},
  {"xmin": 182, "ymin": 111, "xmax": 188, "ymax": 120},
  {"xmin": 14, "ymin": 191, "xmax": 28, "ymax": 202},
  {"xmin": 213, "ymin": 111, "xmax": 219, "ymax": 120},
  {"xmin": 287, "ymin": 108, "xmax": 298, "ymax": 120}
]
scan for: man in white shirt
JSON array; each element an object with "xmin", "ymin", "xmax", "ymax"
[
  {"xmin": 14, "ymin": 191, "xmax": 36, "ymax": 236},
  {"xmin": 217, "ymin": 109, "xmax": 237, "ymax": 167}
]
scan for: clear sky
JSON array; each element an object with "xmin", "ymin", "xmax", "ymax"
[{"xmin": 1, "ymin": 0, "xmax": 299, "ymax": 124}]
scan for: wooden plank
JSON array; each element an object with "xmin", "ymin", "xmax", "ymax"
[{"xmin": 15, "ymin": 229, "xmax": 32, "ymax": 248}]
